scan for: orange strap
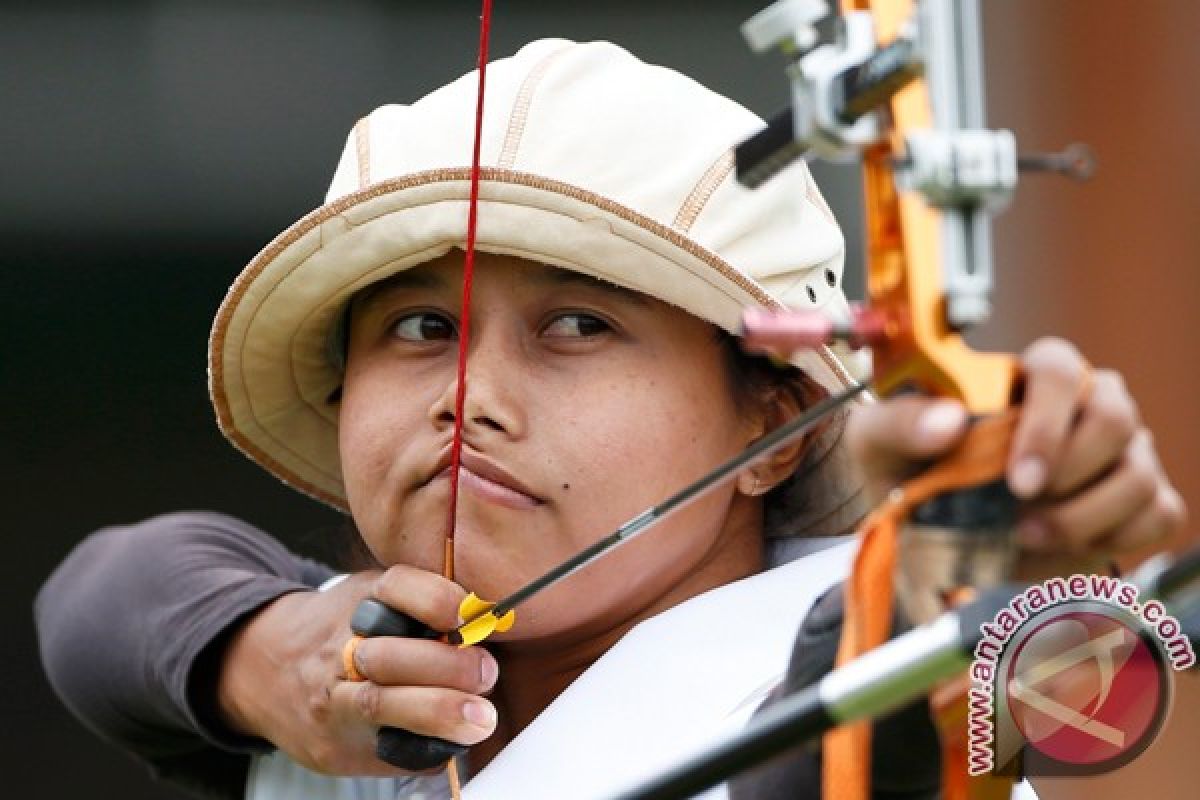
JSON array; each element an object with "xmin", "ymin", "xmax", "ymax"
[
  {"xmin": 821, "ymin": 409, "xmax": 1019, "ymax": 800},
  {"xmin": 931, "ymin": 675, "xmax": 1015, "ymax": 800}
]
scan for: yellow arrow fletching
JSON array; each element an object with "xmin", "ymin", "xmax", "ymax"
[
  {"xmin": 454, "ymin": 592, "xmax": 517, "ymax": 647},
  {"xmin": 456, "ymin": 613, "xmax": 498, "ymax": 646},
  {"xmin": 458, "ymin": 592, "xmax": 492, "ymax": 620}
]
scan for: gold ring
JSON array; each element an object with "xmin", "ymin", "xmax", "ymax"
[{"xmin": 342, "ymin": 634, "xmax": 366, "ymax": 682}]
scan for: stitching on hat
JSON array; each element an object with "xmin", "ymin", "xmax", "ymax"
[
  {"xmin": 672, "ymin": 149, "xmax": 735, "ymax": 233},
  {"xmin": 354, "ymin": 118, "xmax": 371, "ymax": 189},
  {"xmin": 498, "ymin": 45, "xmax": 572, "ymax": 169},
  {"xmin": 210, "ymin": 167, "xmax": 848, "ymax": 511}
]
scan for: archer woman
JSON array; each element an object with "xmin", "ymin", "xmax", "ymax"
[{"xmin": 36, "ymin": 40, "xmax": 1188, "ymax": 799}]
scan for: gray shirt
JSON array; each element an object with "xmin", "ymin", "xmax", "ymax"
[{"xmin": 34, "ymin": 511, "xmax": 335, "ymax": 799}]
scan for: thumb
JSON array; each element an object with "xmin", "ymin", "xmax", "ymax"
[{"xmin": 846, "ymin": 396, "xmax": 968, "ymax": 498}]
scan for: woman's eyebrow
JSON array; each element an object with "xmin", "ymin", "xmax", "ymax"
[
  {"xmin": 531, "ymin": 270, "xmax": 652, "ymax": 307},
  {"xmin": 354, "ymin": 271, "xmax": 446, "ymax": 310}
]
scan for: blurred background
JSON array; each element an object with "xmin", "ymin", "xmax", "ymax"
[{"xmin": 5, "ymin": 1, "xmax": 1198, "ymax": 797}]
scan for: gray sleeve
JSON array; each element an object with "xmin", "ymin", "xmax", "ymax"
[{"xmin": 34, "ymin": 511, "xmax": 337, "ymax": 799}]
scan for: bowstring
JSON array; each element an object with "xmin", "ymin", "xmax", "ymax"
[
  {"xmin": 444, "ymin": 3, "xmax": 494, "ymax": 794},
  {"xmin": 445, "ymin": 0, "xmax": 494, "ymax": 582}
]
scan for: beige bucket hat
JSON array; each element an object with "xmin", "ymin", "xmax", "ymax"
[{"xmin": 209, "ymin": 38, "xmax": 858, "ymax": 519}]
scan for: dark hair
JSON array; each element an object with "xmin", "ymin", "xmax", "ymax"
[
  {"xmin": 716, "ymin": 327, "xmax": 830, "ymax": 433},
  {"xmin": 715, "ymin": 328, "xmax": 851, "ymax": 536}
]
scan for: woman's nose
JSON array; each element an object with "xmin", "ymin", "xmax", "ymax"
[{"xmin": 428, "ymin": 327, "xmax": 527, "ymax": 439}]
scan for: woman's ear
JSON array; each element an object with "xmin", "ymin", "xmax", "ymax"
[
  {"xmin": 735, "ymin": 385, "xmax": 810, "ymax": 496},
  {"xmin": 735, "ymin": 469, "xmax": 770, "ymax": 496}
]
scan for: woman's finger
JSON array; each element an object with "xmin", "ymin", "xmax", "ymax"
[
  {"xmin": 330, "ymin": 682, "xmax": 497, "ymax": 747},
  {"xmin": 1020, "ymin": 430, "xmax": 1160, "ymax": 552},
  {"xmin": 1044, "ymin": 369, "xmax": 1139, "ymax": 498},
  {"xmin": 1009, "ymin": 338, "xmax": 1091, "ymax": 499},
  {"xmin": 372, "ymin": 564, "xmax": 468, "ymax": 633},
  {"xmin": 1104, "ymin": 484, "xmax": 1188, "ymax": 552},
  {"xmin": 352, "ymin": 637, "xmax": 497, "ymax": 695},
  {"xmin": 845, "ymin": 395, "xmax": 968, "ymax": 490}
]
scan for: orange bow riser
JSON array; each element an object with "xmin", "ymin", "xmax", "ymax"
[{"xmin": 737, "ymin": 1, "xmax": 1041, "ymax": 798}]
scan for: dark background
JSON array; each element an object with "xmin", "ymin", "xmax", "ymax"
[{"xmin": 6, "ymin": 2, "xmax": 1198, "ymax": 797}]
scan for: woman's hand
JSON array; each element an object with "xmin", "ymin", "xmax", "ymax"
[
  {"xmin": 846, "ymin": 337, "xmax": 1187, "ymax": 575},
  {"xmin": 216, "ymin": 564, "xmax": 498, "ymax": 776}
]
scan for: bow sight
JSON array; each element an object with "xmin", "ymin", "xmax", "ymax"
[{"xmin": 738, "ymin": 0, "xmax": 1015, "ymax": 335}]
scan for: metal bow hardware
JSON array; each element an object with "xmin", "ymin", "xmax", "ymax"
[
  {"xmin": 736, "ymin": 0, "xmax": 1032, "ymax": 638},
  {"xmin": 737, "ymin": 0, "xmax": 1022, "ymax": 406}
]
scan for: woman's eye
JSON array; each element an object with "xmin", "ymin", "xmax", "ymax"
[
  {"xmin": 543, "ymin": 313, "xmax": 611, "ymax": 338},
  {"xmin": 390, "ymin": 312, "xmax": 456, "ymax": 341}
]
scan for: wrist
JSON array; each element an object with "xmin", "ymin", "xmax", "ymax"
[{"xmin": 215, "ymin": 589, "xmax": 313, "ymax": 739}]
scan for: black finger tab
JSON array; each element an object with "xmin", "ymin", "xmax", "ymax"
[
  {"xmin": 351, "ymin": 598, "xmax": 440, "ymax": 640},
  {"xmin": 376, "ymin": 727, "xmax": 467, "ymax": 771}
]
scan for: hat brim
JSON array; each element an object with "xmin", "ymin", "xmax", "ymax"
[{"xmin": 209, "ymin": 167, "xmax": 857, "ymax": 511}]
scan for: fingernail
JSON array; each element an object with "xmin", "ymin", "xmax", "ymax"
[
  {"xmin": 1010, "ymin": 456, "xmax": 1047, "ymax": 498},
  {"xmin": 1018, "ymin": 519, "xmax": 1049, "ymax": 548},
  {"xmin": 463, "ymin": 699, "xmax": 497, "ymax": 729},
  {"xmin": 480, "ymin": 652, "xmax": 498, "ymax": 688},
  {"xmin": 918, "ymin": 402, "xmax": 966, "ymax": 442}
]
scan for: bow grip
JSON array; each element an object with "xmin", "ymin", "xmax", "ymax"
[{"xmin": 350, "ymin": 598, "xmax": 468, "ymax": 771}]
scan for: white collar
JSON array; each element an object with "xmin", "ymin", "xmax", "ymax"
[{"xmin": 463, "ymin": 540, "xmax": 856, "ymax": 799}]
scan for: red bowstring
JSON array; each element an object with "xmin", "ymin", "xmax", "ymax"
[{"xmin": 444, "ymin": 0, "xmax": 494, "ymax": 583}]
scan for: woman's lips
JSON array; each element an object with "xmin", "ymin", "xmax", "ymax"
[
  {"xmin": 431, "ymin": 453, "xmax": 543, "ymax": 511},
  {"xmin": 425, "ymin": 449, "xmax": 544, "ymax": 510},
  {"xmin": 450, "ymin": 465, "xmax": 542, "ymax": 510}
]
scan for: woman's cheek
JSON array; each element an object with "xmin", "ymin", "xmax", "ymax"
[
  {"xmin": 339, "ymin": 399, "xmax": 426, "ymax": 561},
  {"xmin": 339, "ymin": 416, "xmax": 389, "ymax": 513}
]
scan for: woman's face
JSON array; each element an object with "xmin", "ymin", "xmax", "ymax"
[{"xmin": 339, "ymin": 251, "xmax": 767, "ymax": 641}]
